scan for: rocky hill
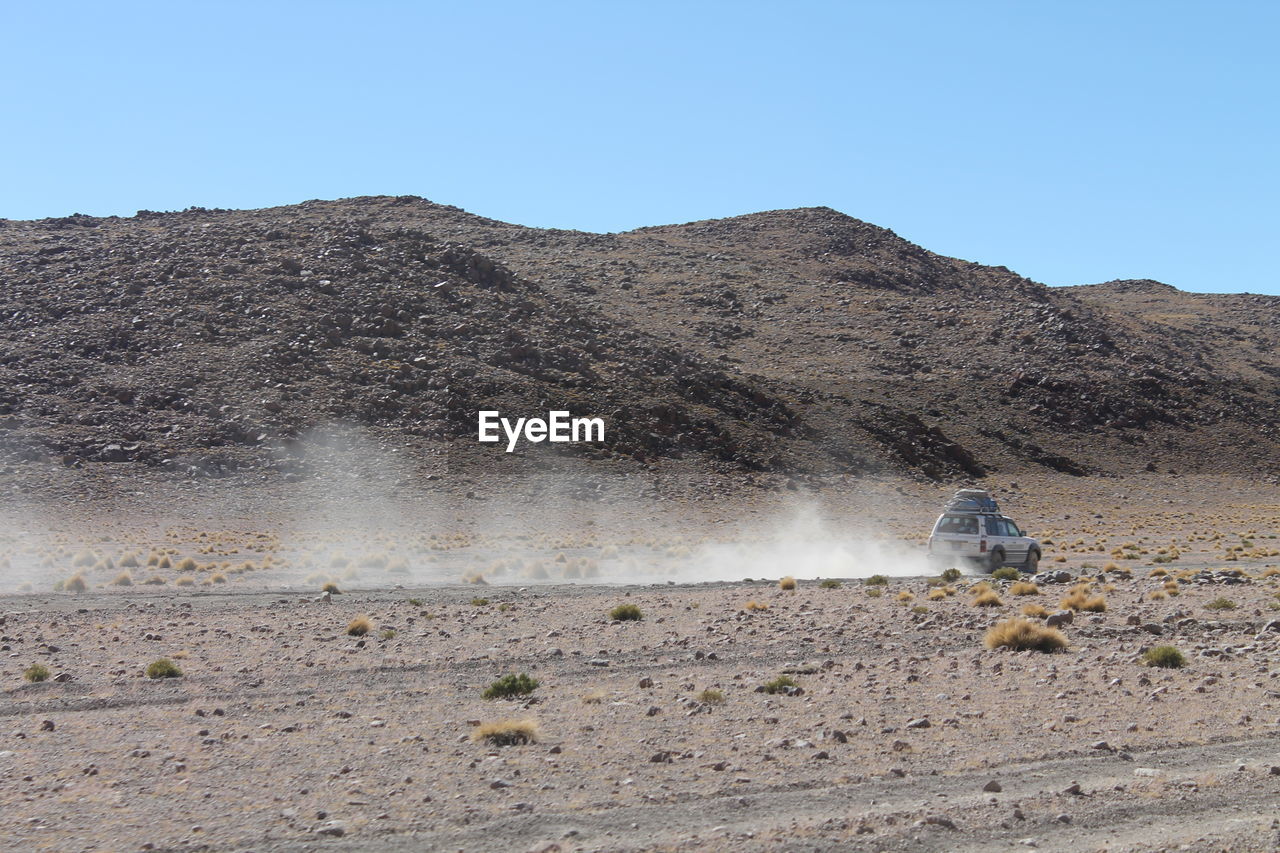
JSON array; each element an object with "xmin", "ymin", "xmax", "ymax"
[{"xmin": 1, "ymin": 196, "xmax": 1277, "ymax": 496}]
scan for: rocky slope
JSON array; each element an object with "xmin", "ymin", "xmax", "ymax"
[{"xmin": 1, "ymin": 197, "xmax": 1277, "ymax": 493}]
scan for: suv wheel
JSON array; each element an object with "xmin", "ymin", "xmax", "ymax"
[
  {"xmin": 1023, "ymin": 550, "xmax": 1039, "ymax": 574},
  {"xmin": 987, "ymin": 549, "xmax": 1005, "ymax": 573}
]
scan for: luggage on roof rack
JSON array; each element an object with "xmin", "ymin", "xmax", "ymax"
[{"xmin": 944, "ymin": 488, "xmax": 999, "ymax": 514}]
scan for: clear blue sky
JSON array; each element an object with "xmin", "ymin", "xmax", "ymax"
[{"xmin": 3, "ymin": 1, "xmax": 1276, "ymax": 294}]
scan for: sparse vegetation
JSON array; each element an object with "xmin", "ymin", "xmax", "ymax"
[
  {"xmin": 146, "ymin": 658, "xmax": 183, "ymax": 679},
  {"xmin": 1061, "ymin": 584, "xmax": 1106, "ymax": 612},
  {"xmin": 744, "ymin": 600, "xmax": 769, "ymax": 612},
  {"xmin": 471, "ymin": 718, "xmax": 539, "ymax": 746},
  {"xmin": 779, "ymin": 576, "xmax": 797, "ymax": 590},
  {"xmin": 380, "ymin": 629, "xmax": 397, "ymax": 640},
  {"xmin": 697, "ymin": 688, "xmax": 725, "ymax": 704},
  {"xmin": 23, "ymin": 663, "xmax": 50, "ymax": 683},
  {"xmin": 63, "ymin": 573, "xmax": 87, "ymax": 593},
  {"xmin": 984, "ymin": 618, "xmax": 1067, "ymax": 653},
  {"xmin": 470, "ymin": 597, "xmax": 490, "ymax": 607},
  {"xmin": 760, "ymin": 675, "xmax": 799, "ymax": 694},
  {"xmin": 609, "ymin": 603, "xmax": 643, "ymax": 621},
  {"xmin": 864, "ymin": 574, "xmax": 888, "ymax": 586},
  {"xmin": 992, "ymin": 567, "xmax": 1020, "ymax": 582},
  {"xmin": 1205, "ymin": 597, "xmax": 1236, "ymax": 611},
  {"xmin": 971, "ymin": 584, "xmax": 1003, "ymax": 607},
  {"xmin": 896, "ymin": 590, "xmax": 915, "ymax": 602},
  {"xmin": 818, "ymin": 579, "xmax": 841, "ymax": 589},
  {"xmin": 1142, "ymin": 645, "xmax": 1187, "ymax": 669},
  {"xmin": 483, "ymin": 672, "xmax": 539, "ymax": 700},
  {"xmin": 346, "ymin": 615, "xmax": 372, "ymax": 636},
  {"xmin": 865, "ymin": 587, "xmax": 883, "ymax": 598},
  {"xmin": 1009, "ymin": 581, "xmax": 1040, "ymax": 595},
  {"xmin": 1021, "ymin": 603, "xmax": 1050, "ymax": 618},
  {"xmin": 407, "ymin": 598, "xmax": 423, "ymax": 606},
  {"xmin": 322, "ymin": 581, "xmax": 341, "ymax": 594},
  {"xmin": 110, "ymin": 571, "xmax": 133, "ymax": 587}
]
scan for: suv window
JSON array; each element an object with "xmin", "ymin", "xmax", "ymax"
[
  {"xmin": 936, "ymin": 515, "xmax": 978, "ymax": 535},
  {"xmin": 986, "ymin": 518, "xmax": 1011, "ymax": 536}
]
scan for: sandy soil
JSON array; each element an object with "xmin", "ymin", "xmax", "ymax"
[
  {"xmin": 3, "ymin": 475, "xmax": 1280, "ymax": 851},
  {"xmin": 4, "ymin": 563, "xmax": 1280, "ymax": 851}
]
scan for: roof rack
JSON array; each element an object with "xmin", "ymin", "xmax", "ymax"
[{"xmin": 943, "ymin": 488, "xmax": 1000, "ymax": 515}]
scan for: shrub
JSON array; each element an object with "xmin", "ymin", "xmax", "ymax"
[
  {"xmin": 941, "ymin": 567, "xmax": 962, "ymax": 582},
  {"xmin": 176, "ymin": 556, "xmax": 198, "ymax": 572},
  {"xmin": 470, "ymin": 597, "xmax": 490, "ymax": 607},
  {"xmin": 1205, "ymin": 597, "xmax": 1236, "ymax": 611},
  {"xmin": 23, "ymin": 663, "xmax": 50, "ymax": 683},
  {"xmin": 63, "ymin": 573, "xmax": 87, "ymax": 593},
  {"xmin": 697, "ymin": 688, "xmax": 725, "ymax": 704},
  {"xmin": 146, "ymin": 658, "xmax": 183, "ymax": 679},
  {"xmin": 896, "ymin": 590, "xmax": 915, "ymax": 602},
  {"xmin": 971, "ymin": 588, "xmax": 1003, "ymax": 607},
  {"xmin": 1142, "ymin": 645, "xmax": 1186, "ymax": 669},
  {"xmin": 483, "ymin": 672, "xmax": 539, "ymax": 700},
  {"xmin": 110, "ymin": 571, "xmax": 133, "ymax": 587},
  {"xmin": 610, "ymin": 603, "xmax": 643, "ymax": 621},
  {"xmin": 865, "ymin": 587, "xmax": 883, "ymax": 598},
  {"xmin": 865, "ymin": 575, "xmax": 888, "ymax": 586},
  {"xmin": 818, "ymin": 579, "xmax": 841, "ymax": 589},
  {"xmin": 760, "ymin": 675, "xmax": 799, "ymax": 694},
  {"xmin": 992, "ymin": 567, "xmax": 1020, "ymax": 582},
  {"xmin": 346, "ymin": 615, "xmax": 372, "ymax": 636},
  {"xmin": 471, "ymin": 718, "xmax": 539, "ymax": 746},
  {"xmin": 984, "ymin": 618, "xmax": 1067, "ymax": 653},
  {"xmin": 779, "ymin": 576, "xmax": 797, "ymax": 590},
  {"xmin": 1021, "ymin": 603, "xmax": 1049, "ymax": 618},
  {"xmin": 322, "ymin": 581, "xmax": 341, "ymax": 594},
  {"xmin": 1009, "ymin": 581, "xmax": 1040, "ymax": 596},
  {"xmin": 1061, "ymin": 585, "xmax": 1106, "ymax": 612},
  {"xmin": 380, "ymin": 629, "xmax": 397, "ymax": 640},
  {"xmin": 407, "ymin": 598, "xmax": 423, "ymax": 606}
]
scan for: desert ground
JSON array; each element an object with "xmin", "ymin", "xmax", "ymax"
[{"xmin": 3, "ymin": 474, "xmax": 1280, "ymax": 852}]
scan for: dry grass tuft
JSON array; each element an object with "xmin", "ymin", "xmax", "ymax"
[
  {"xmin": 145, "ymin": 658, "xmax": 183, "ymax": 679},
  {"xmin": 321, "ymin": 581, "xmax": 341, "ymax": 594},
  {"xmin": 971, "ymin": 588, "xmax": 1004, "ymax": 607},
  {"xmin": 1142, "ymin": 645, "xmax": 1186, "ymax": 669},
  {"xmin": 346, "ymin": 615, "xmax": 372, "ymax": 637},
  {"xmin": 744, "ymin": 600, "xmax": 769, "ymax": 612},
  {"xmin": 471, "ymin": 718, "xmax": 539, "ymax": 746},
  {"xmin": 1009, "ymin": 581, "xmax": 1040, "ymax": 596},
  {"xmin": 1061, "ymin": 584, "xmax": 1106, "ymax": 612},
  {"xmin": 779, "ymin": 576, "xmax": 797, "ymax": 591},
  {"xmin": 1021, "ymin": 603, "xmax": 1050, "ymax": 618},
  {"xmin": 23, "ymin": 663, "xmax": 51, "ymax": 683},
  {"xmin": 110, "ymin": 571, "xmax": 133, "ymax": 587},
  {"xmin": 984, "ymin": 618, "xmax": 1067, "ymax": 652},
  {"xmin": 609, "ymin": 603, "xmax": 643, "ymax": 621},
  {"xmin": 896, "ymin": 590, "xmax": 915, "ymax": 602},
  {"xmin": 927, "ymin": 588, "xmax": 948, "ymax": 601},
  {"xmin": 63, "ymin": 573, "xmax": 88, "ymax": 593}
]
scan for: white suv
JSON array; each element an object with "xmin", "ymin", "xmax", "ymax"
[{"xmin": 928, "ymin": 512, "xmax": 1041, "ymax": 574}]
